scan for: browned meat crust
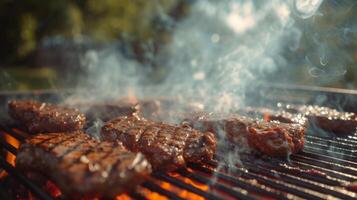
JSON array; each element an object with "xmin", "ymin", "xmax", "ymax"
[
  {"xmin": 137, "ymin": 99, "xmax": 204, "ymax": 123},
  {"xmin": 277, "ymin": 104, "xmax": 357, "ymax": 134},
  {"xmin": 238, "ymin": 107, "xmax": 308, "ymax": 125},
  {"xmin": 183, "ymin": 113, "xmax": 305, "ymax": 157},
  {"xmin": 8, "ymin": 100, "xmax": 86, "ymax": 133},
  {"xmin": 15, "ymin": 131, "xmax": 151, "ymax": 198},
  {"xmin": 101, "ymin": 115, "xmax": 216, "ymax": 171},
  {"xmin": 69, "ymin": 101, "xmax": 138, "ymax": 122}
]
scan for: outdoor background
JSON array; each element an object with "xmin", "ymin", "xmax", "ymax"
[{"xmin": 0, "ymin": 0, "xmax": 356, "ymax": 91}]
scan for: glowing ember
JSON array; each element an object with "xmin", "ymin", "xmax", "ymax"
[
  {"xmin": 141, "ymin": 187, "xmax": 168, "ymax": 200},
  {"xmin": 44, "ymin": 180, "xmax": 62, "ymax": 198},
  {"xmin": 116, "ymin": 194, "xmax": 133, "ymax": 200},
  {"xmin": 4, "ymin": 132, "xmax": 20, "ymax": 166}
]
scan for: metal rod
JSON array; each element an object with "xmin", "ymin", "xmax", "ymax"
[
  {"xmin": 0, "ymin": 124, "xmax": 25, "ymax": 142},
  {"xmin": 207, "ymin": 162, "xmax": 325, "ymax": 200},
  {"xmin": 187, "ymin": 164, "xmax": 289, "ymax": 200},
  {"xmin": 300, "ymin": 151, "xmax": 357, "ymax": 169},
  {"xmin": 241, "ymin": 162, "xmax": 356, "ymax": 200},
  {"xmin": 305, "ymin": 135, "xmax": 357, "ymax": 148},
  {"xmin": 178, "ymin": 168, "xmax": 260, "ymax": 200},
  {"xmin": 291, "ymin": 159, "xmax": 357, "ymax": 182},
  {"xmin": 0, "ymin": 157, "xmax": 54, "ymax": 200},
  {"xmin": 291, "ymin": 154, "xmax": 357, "ymax": 177},
  {"xmin": 305, "ymin": 142, "xmax": 357, "ymax": 155}
]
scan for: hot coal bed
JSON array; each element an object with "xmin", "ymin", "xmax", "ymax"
[{"xmin": 0, "ymin": 86, "xmax": 357, "ymax": 200}]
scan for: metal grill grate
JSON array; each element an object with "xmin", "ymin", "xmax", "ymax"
[{"xmin": 1, "ymin": 123, "xmax": 357, "ymax": 200}]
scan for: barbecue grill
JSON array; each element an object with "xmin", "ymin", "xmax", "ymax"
[{"xmin": 1, "ymin": 86, "xmax": 357, "ymax": 200}]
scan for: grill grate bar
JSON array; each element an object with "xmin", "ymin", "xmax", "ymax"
[
  {"xmin": 303, "ymin": 145, "xmax": 357, "ymax": 161},
  {"xmin": 152, "ymin": 172, "xmax": 225, "ymax": 200},
  {"xmin": 0, "ymin": 136, "xmax": 18, "ymax": 156},
  {"xmin": 142, "ymin": 181, "xmax": 185, "ymax": 200},
  {"xmin": 305, "ymin": 142, "xmax": 357, "ymax": 154},
  {"xmin": 0, "ymin": 157, "xmax": 54, "ymax": 200},
  {"xmin": 291, "ymin": 155, "xmax": 357, "ymax": 177},
  {"xmin": 241, "ymin": 162, "xmax": 356, "ymax": 200},
  {"xmin": 188, "ymin": 164, "xmax": 290, "ymax": 200},
  {"xmin": 305, "ymin": 135, "xmax": 357, "ymax": 148},
  {"xmin": 348, "ymin": 136, "xmax": 357, "ymax": 141},
  {"xmin": 0, "ymin": 124, "xmax": 25, "ymax": 142},
  {"xmin": 177, "ymin": 168, "xmax": 258, "ymax": 200},
  {"xmin": 208, "ymin": 160, "xmax": 326, "ymax": 200},
  {"xmin": 291, "ymin": 159, "xmax": 357, "ymax": 182},
  {"xmin": 299, "ymin": 151, "xmax": 357, "ymax": 169},
  {"xmin": 335, "ymin": 136, "xmax": 357, "ymax": 144},
  {"xmin": 243, "ymin": 157, "xmax": 343, "ymax": 186}
]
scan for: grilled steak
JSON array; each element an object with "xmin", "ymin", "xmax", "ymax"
[
  {"xmin": 15, "ymin": 131, "xmax": 151, "ymax": 198},
  {"xmin": 183, "ymin": 113, "xmax": 305, "ymax": 157},
  {"xmin": 137, "ymin": 99, "xmax": 204, "ymax": 123},
  {"xmin": 67, "ymin": 101, "xmax": 138, "ymax": 122},
  {"xmin": 277, "ymin": 104, "xmax": 357, "ymax": 134},
  {"xmin": 101, "ymin": 115, "xmax": 216, "ymax": 171},
  {"xmin": 8, "ymin": 100, "xmax": 86, "ymax": 133},
  {"xmin": 238, "ymin": 107, "xmax": 308, "ymax": 125}
]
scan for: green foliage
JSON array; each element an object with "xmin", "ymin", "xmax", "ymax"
[{"xmin": 0, "ymin": 0, "xmax": 177, "ymax": 65}]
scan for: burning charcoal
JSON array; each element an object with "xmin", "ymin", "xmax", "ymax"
[
  {"xmin": 101, "ymin": 115, "xmax": 216, "ymax": 171},
  {"xmin": 182, "ymin": 112, "xmax": 305, "ymax": 157},
  {"xmin": 277, "ymin": 103, "xmax": 357, "ymax": 135},
  {"xmin": 15, "ymin": 131, "xmax": 151, "ymax": 198},
  {"xmin": 8, "ymin": 100, "xmax": 86, "ymax": 133}
]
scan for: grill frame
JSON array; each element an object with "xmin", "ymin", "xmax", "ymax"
[{"xmin": 0, "ymin": 86, "xmax": 357, "ymax": 200}]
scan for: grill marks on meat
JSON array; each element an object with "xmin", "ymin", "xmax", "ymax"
[
  {"xmin": 101, "ymin": 115, "xmax": 216, "ymax": 171},
  {"xmin": 15, "ymin": 132, "xmax": 151, "ymax": 198},
  {"xmin": 8, "ymin": 100, "xmax": 86, "ymax": 133},
  {"xmin": 183, "ymin": 113, "xmax": 305, "ymax": 157}
]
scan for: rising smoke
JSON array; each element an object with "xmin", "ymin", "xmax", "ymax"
[{"xmin": 77, "ymin": 0, "xmax": 325, "ymax": 112}]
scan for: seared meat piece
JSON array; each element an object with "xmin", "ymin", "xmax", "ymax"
[
  {"xmin": 137, "ymin": 99, "xmax": 204, "ymax": 123},
  {"xmin": 183, "ymin": 113, "xmax": 305, "ymax": 157},
  {"xmin": 8, "ymin": 100, "xmax": 86, "ymax": 133},
  {"xmin": 238, "ymin": 107, "xmax": 308, "ymax": 125},
  {"xmin": 16, "ymin": 131, "xmax": 151, "ymax": 198},
  {"xmin": 277, "ymin": 104, "xmax": 357, "ymax": 134},
  {"xmin": 101, "ymin": 115, "xmax": 216, "ymax": 171},
  {"xmin": 69, "ymin": 101, "xmax": 138, "ymax": 122}
]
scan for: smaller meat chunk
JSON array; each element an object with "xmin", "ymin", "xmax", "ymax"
[
  {"xmin": 277, "ymin": 104, "xmax": 357, "ymax": 134},
  {"xmin": 183, "ymin": 113, "xmax": 305, "ymax": 157},
  {"xmin": 8, "ymin": 100, "xmax": 86, "ymax": 133},
  {"xmin": 101, "ymin": 115, "xmax": 216, "ymax": 171},
  {"xmin": 238, "ymin": 107, "xmax": 308, "ymax": 126},
  {"xmin": 66, "ymin": 101, "xmax": 138, "ymax": 122},
  {"xmin": 137, "ymin": 99, "xmax": 204, "ymax": 123},
  {"xmin": 16, "ymin": 131, "xmax": 151, "ymax": 198}
]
